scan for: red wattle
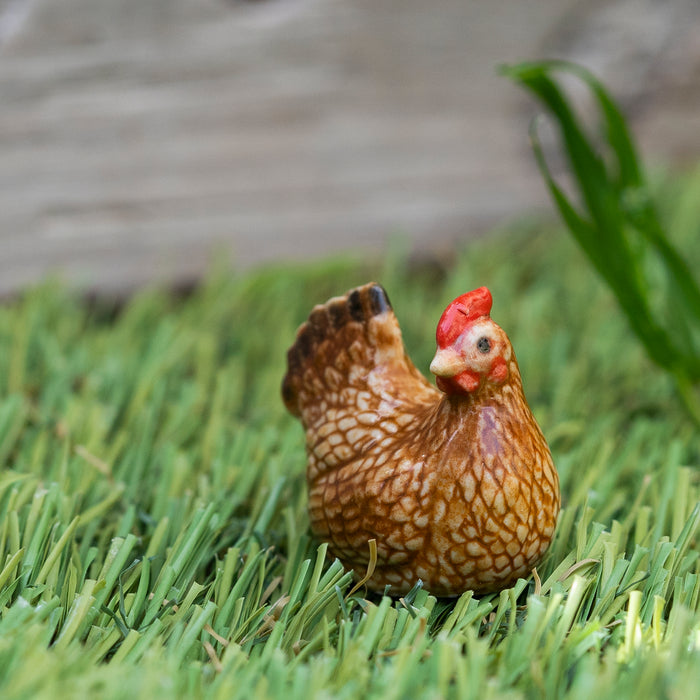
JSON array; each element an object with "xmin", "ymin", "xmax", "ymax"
[
  {"xmin": 487, "ymin": 357, "xmax": 508, "ymax": 384},
  {"xmin": 436, "ymin": 370, "xmax": 481, "ymax": 395}
]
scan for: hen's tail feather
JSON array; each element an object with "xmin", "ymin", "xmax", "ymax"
[{"xmin": 282, "ymin": 283, "xmax": 392, "ymax": 416}]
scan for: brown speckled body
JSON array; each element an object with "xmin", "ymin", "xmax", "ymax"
[{"xmin": 282, "ymin": 283, "xmax": 559, "ymax": 596}]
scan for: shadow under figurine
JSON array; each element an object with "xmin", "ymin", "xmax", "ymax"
[{"xmin": 282, "ymin": 283, "xmax": 559, "ymax": 596}]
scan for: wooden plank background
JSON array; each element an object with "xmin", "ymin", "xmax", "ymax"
[{"xmin": 1, "ymin": 0, "xmax": 699, "ymax": 295}]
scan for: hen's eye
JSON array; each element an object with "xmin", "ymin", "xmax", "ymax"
[{"xmin": 477, "ymin": 337, "xmax": 491, "ymax": 354}]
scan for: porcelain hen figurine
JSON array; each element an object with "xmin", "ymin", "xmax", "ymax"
[{"xmin": 282, "ymin": 283, "xmax": 559, "ymax": 596}]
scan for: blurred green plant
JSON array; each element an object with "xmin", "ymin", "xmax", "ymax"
[{"xmin": 502, "ymin": 60, "xmax": 700, "ymax": 424}]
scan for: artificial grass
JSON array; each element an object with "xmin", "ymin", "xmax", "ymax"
[{"xmin": 0, "ymin": 173, "xmax": 699, "ymax": 698}]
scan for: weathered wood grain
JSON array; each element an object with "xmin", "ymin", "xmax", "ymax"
[{"xmin": 0, "ymin": 0, "xmax": 698, "ymax": 295}]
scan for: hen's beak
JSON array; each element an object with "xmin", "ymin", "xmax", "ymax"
[{"xmin": 429, "ymin": 348, "xmax": 465, "ymax": 377}]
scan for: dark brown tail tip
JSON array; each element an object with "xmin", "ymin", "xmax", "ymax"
[
  {"xmin": 281, "ymin": 282, "xmax": 392, "ymax": 416},
  {"xmin": 368, "ymin": 284, "xmax": 392, "ymax": 315},
  {"xmin": 345, "ymin": 283, "xmax": 392, "ymax": 323},
  {"xmin": 347, "ymin": 289, "xmax": 364, "ymax": 321},
  {"xmin": 281, "ymin": 375, "xmax": 299, "ymax": 416}
]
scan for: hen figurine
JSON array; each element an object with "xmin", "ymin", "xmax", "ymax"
[{"xmin": 282, "ymin": 283, "xmax": 559, "ymax": 596}]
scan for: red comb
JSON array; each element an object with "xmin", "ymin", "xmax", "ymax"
[{"xmin": 436, "ymin": 287, "xmax": 493, "ymax": 348}]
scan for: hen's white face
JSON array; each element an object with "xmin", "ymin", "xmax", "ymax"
[
  {"xmin": 430, "ymin": 319, "xmax": 510, "ymax": 394},
  {"xmin": 456, "ymin": 320, "xmax": 508, "ymax": 371}
]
